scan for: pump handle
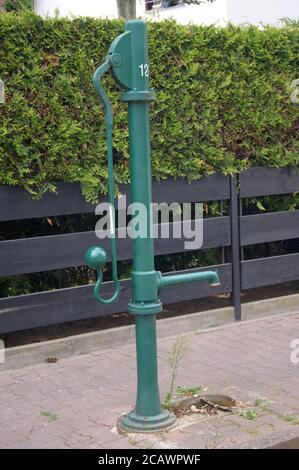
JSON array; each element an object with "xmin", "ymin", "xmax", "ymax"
[{"xmin": 84, "ymin": 57, "xmax": 121, "ymax": 304}]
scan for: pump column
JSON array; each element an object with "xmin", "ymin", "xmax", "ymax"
[{"xmin": 119, "ymin": 20, "xmax": 175, "ymax": 433}]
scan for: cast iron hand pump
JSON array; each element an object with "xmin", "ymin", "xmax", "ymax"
[{"xmin": 84, "ymin": 20, "xmax": 220, "ymax": 432}]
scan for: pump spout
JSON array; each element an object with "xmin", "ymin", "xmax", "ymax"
[{"xmin": 157, "ymin": 270, "xmax": 220, "ymax": 294}]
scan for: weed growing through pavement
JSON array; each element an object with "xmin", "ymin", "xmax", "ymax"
[
  {"xmin": 176, "ymin": 386, "xmax": 204, "ymax": 397},
  {"xmin": 238, "ymin": 409, "xmax": 257, "ymax": 421},
  {"xmin": 253, "ymin": 399, "xmax": 264, "ymax": 407},
  {"xmin": 164, "ymin": 334, "xmax": 191, "ymax": 407},
  {"xmin": 254, "ymin": 399, "xmax": 299, "ymax": 425},
  {"xmin": 41, "ymin": 411, "xmax": 59, "ymax": 422},
  {"xmin": 280, "ymin": 414, "xmax": 299, "ymax": 425}
]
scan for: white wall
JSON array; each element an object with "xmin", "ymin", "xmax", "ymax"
[
  {"xmin": 34, "ymin": 0, "xmax": 298, "ymax": 25},
  {"xmin": 144, "ymin": 1, "xmax": 228, "ymax": 26},
  {"xmin": 34, "ymin": 0, "xmax": 227, "ymax": 24},
  {"xmin": 228, "ymin": 0, "xmax": 298, "ymax": 26},
  {"xmin": 35, "ymin": 0, "xmax": 119, "ymax": 19}
]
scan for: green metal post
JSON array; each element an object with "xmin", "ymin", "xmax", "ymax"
[{"xmin": 119, "ymin": 20, "xmax": 175, "ymax": 433}]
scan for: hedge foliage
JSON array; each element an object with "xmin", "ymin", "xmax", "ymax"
[{"xmin": 0, "ymin": 13, "xmax": 298, "ymax": 201}]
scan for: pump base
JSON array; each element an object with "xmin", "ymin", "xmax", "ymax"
[{"xmin": 118, "ymin": 409, "xmax": 176, "ymax": 434}]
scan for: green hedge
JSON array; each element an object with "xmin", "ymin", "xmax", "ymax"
[{"xmin": 0, "ymin": 13, "xmax": 298, "ymax": 201}]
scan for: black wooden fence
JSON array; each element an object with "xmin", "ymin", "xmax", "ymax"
[{"xmin": 0, "ymin": 166, "xmax": 298, "ymax": 334}]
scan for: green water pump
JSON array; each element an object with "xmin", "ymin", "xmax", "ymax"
[{"xmin": 84, "ymin": 20, "xmax": 220, "ymax": 433}]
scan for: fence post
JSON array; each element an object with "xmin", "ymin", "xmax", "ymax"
[{"xmin": 230, "ymin": 175, "xmax": 242, "ymax": 320}]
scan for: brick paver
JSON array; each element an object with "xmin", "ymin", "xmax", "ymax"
[{"xmin": 0, "ymin": 311, "xmax": 298, "ymax": 449}]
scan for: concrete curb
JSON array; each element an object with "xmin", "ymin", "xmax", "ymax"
[
  {"xmin": 1, "ymin": 292, "xmax": 299, "ymax": 372},
  {"xmin": 240, "ymin": 426, "xmax": 299, "ymax": 450}
]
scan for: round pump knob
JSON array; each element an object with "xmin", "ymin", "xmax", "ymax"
[{"xmin": 84, "ymin": 246, "xmax": 107, "ymax": 269}]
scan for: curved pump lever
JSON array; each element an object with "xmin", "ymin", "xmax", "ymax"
[{"xmin": 84, "ymin": 56, "xmax": 121, "ymax": 304}]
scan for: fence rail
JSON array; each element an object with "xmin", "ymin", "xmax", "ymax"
[
  {"xmin": 239, "ymin": 167, "xmax": 299, "ymax": 197},
  {"xmin": 241, "ymin": 253, "xmax": 299, "ymax": 289},
  {"xmin": 0, "ymin": 167, "xmax": 298, "ymax": 334},
  {"xmin": 240, "ymin": 210, "xmax": 299, "ymax": 245},
  {"xmin": 0, "ymin": 174, "xmax": 230, "ymax": 221}
]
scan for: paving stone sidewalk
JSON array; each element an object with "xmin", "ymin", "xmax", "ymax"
[{"xmin": 0, "ymin": 311, "xmax": 298, "ymax": 449}]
